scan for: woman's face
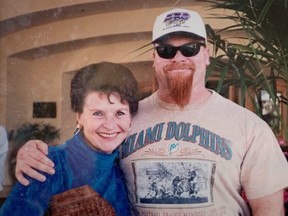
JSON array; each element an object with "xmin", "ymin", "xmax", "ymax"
[{"xmin": 77, "ymin": 91, "xmax": 131, "ymax": 154}]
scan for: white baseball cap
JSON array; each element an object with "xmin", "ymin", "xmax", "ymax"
[{"xmin": 152, "ymin": 8, "xmax": 207, "ymax": 43}]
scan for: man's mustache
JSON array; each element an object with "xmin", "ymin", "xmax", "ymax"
[{"xmin": 164, "ymin": 63, "xmax": 195, "ymax": 71}]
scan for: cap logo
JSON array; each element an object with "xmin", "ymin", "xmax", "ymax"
[{"xmin": 163, "ymin": 12, "xmax": 190, "ymax": 27}]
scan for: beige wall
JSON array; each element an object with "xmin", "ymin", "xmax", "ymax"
[
  {"xmin": 5, "ymin": 38, "xmax": 155, "ymax": 141},
  {"xmin": 0, "ymin": 0, "xmax": 233, "ymax": 137}
]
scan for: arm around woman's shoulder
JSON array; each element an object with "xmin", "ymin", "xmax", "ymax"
[{"xmin": 15, "ymin": 140, "xmax": 56, "ymax": 186}]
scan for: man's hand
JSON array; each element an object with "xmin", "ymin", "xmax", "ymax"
[{"xmin": 15, "ymin": 140, "xmax": 55, "ymax": 186}]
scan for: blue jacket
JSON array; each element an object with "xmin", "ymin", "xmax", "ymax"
[{"xmin": 0, "ymin": 133, "xmax": 130, "ymax": 215}]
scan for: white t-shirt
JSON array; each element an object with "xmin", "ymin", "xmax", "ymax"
[
  {"xmin": 0, "ymin": 126, "xmax": 8, "ymax": 191},
  {"xmin": 119, "ymin": 91, "xmax": 288, "ymax": 216}
]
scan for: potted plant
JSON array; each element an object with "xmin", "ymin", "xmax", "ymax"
[
  {"xmin": 204, "ymin": 0, "xmax": 288, "ymax": 146},
  {"xmin": 8, "ymin": 122, "xmax": 60, "ymax": 183}
]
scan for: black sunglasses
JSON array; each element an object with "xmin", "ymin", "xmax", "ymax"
[{"xmin": 155, "ymin": 42, "xmax": 206, "ymax": 59}]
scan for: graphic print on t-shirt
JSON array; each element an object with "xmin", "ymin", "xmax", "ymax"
[{"xmin": 132, "ymin": 158, "xmax": 216, "ymax": 208}]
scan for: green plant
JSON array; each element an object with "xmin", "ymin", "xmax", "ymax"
[
  {"xmin": 203, "ymin": 0, "xmax": 288, "ymax": 142},
  {"xmin": 10, "ymin": 122, "xmax": 60, "ymax": 145},
  {"xmin": 8, "ymin": 122, "xmax": 60, "ymax": 183}
]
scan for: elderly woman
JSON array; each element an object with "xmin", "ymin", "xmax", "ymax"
[{"xmin": 0, "ymin": 62, "xmax": 138, "ymax": 215}]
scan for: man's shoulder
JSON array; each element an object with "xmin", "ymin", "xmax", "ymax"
[
  {"xmin": 212, "ymin": 91, "xmax": 249, "ymax": 111},
  {"xmin": 48, "ymin": 138, "xmax": 71, "ymax": 159},
  {"xmin": 212, "ymin": 91, "xmax": 266, "ymax": 124},
  {"xmin": 139, "ymin": 94, "xmax": 154, "ymax": 108}
]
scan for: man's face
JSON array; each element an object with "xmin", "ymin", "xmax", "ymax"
[{"xmin": 153, "ymin": 35, "xmax": 210, "ymax": 107}]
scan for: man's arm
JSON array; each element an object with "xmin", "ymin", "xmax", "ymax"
[
  {"xmin": 249, "ymin": 189, "xmax": 285, "ymax": 216},
  {"xmin": 15, "ymin": 140, "xmax": 55, "ymax": 186}
]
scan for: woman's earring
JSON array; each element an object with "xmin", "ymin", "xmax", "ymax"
[{"xmin": 73, "ymin": 123, "xmax": 81, "ymax": 135}]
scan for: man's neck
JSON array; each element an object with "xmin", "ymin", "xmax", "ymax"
[{"xmin": 157, "ymin": 88, "xmax": 212, "ymax": 106}]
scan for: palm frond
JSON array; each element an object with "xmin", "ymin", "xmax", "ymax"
[{"xmin": 204, "ymin": 0, "xmax": 288, "ymax": 140}]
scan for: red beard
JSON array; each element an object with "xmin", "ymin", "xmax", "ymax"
[{"xmin": 164, "ymin": 63, "xmax": 195, "ymax": 109}]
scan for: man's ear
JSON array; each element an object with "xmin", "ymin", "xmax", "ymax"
[
  {"xmin": 205, "ymin": 48, "xmax": 210, "ymax": 65},
  {"xmin": 152, "ymin": 51, "xmax": 156, "ymax": 68}
]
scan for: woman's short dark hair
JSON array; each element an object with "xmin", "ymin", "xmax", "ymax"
[{"xmin": 70, "ymin": 62, "xmax": 139, "ymax": 116}]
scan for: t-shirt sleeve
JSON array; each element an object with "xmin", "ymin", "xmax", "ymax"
[{"xmin": 240, "ymin": 120, "xmax": 288, "ymax": 199}]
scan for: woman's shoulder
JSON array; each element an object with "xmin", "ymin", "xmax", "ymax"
[{"xmin": 47, "ymin": 136, "xmax": 77, "ymax": 169}]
